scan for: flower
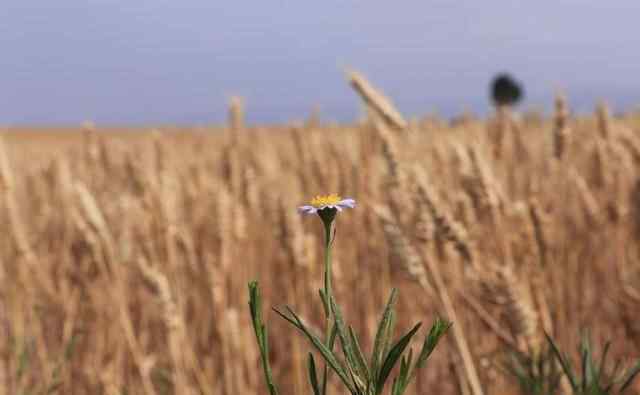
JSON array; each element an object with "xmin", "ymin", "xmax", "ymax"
[{"xmin": 298, "ymin": 194, "xmax": 356, "ymax": 215}]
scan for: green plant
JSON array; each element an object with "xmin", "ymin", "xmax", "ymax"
[
  {"xmin": 248, "ymin": 281, "xmax": 280, "ymax": 395},
  {"xmin": 546, "ymin": 331, "xmax": 640, "ymax": 395},
  {"xmin": 248, "ymin": 195, "xmax": 451, "ymax": 395},
  {"xmin": 502, "ymin": 344, "xmax": 562, "ymax": 395}
]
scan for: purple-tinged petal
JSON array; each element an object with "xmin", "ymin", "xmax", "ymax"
[
  {"xmin": 298, "ymin": 205, "xmax": 317, "ymax": 215},
  {"xmin": 337, "ymin": 198, "xmax": 356, "ymax": 209}
]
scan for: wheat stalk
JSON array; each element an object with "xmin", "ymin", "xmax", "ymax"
[
  {"xmin": 412, "ymin": 165, "xmax": 476, "ymax": 268},
  {"xmin": 228, "ymin": 96, "xmax": 245, "ymax": 132},
  {"xmin": 596, "ymin": 100, "xmax": 612, "ymax": 140},
  {"xmin": 374, "ymin": 205, "xmax": 433, "ymax": 294},
  {"xmin": 552, "ymin": 93, "xmax": 570, "ymax": 160},
  {"xmin": 347, "ymin": 70, "xmax": 408, "ymax": 130},
  {"xmin": 138, "ymin": 258, "xmax": 197, "ymax": 395}
]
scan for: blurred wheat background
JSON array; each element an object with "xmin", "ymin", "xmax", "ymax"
[{"xmin": 1, "ymin": 74, "xmax": 640, "ymax": 395}]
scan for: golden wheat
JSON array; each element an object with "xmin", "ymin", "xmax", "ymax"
[{"xmin": 1, "ymin": 97, "xmax": 640, "ymax": 395}]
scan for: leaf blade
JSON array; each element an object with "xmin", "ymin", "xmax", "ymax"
[
  {"xmin": 371, "ymin": 289, "xmax": 398, "ymax": 379},
  {"xmin": 376, "ymin": 323, "xmax": 422, "ymax": 395}
]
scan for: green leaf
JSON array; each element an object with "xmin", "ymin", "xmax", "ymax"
[
  {"xmin": 329, "ymin": 322, "xmax": 339, "ymax": 350},
  {"xmin": 402, "ymin": 348, "xmax": 414, "ymax": 381},
  {"xmin": 580, "ymin": 333, "xmax": 590, "ymax": 392},
  {"xmin": 308, "ymin": 353, "xmax": 322, "ymax": 395},
  {"xmin": 346, "ymin": 363, "xmax": 367, "ymax": 395},
  {"xmin": 414, "ymin": 318, "xmax": 451, "ymax": 371},
  {"xmin": 272, "ymin": 306, "xmax": 299, "ymax": 328},
  {"xmin": 376, "ymin": 323, "xmax": 422, "ymax": 395},
  {"xmin": 371, "ymin": 289, "xmax": 398, "ymax": 379},
  {"xmin": 330, "ymin": 297, "xmax": 362, "ymax": 383},
  {"xmin": 393, "ymin": 348, "xmax": 414, "ymax": 395},
  {"xmin": 319, "ymin": 289, "xmax": 330, "ymax": 319},
  {"xmin": 619, "ymin": 359, "xmax": 640, "ymax": 393},
  {"xmin": 546, "ymin": 332, "xmax": 577, "ymax": 391},
  {"xmin": 391, "ymin": 377, "xmax": 401, "ymax": 395},
  {"xmin": 597, "ymin": 341, "xmax": 611, "ymax": 385},
  {"xmin": 248, "ymin": 281, "xmax": 262, "ymax": 340},
  {"xmin": 582, "ymin": 331, "xmax": 603, "ymax": 393},
  {"xmin": 273, "ymin": 307, "xmax": 356, "ymax": 394},
  {"xmin": 322, "ymin": 323, "xmax": 339, "ymax": 395},
  {"xmin": 382, "ymin": 311, "xmax": 397, "ymax": 360},
  {"xmin": 349, "ymin": 326, "xmax": 371, "ymax": 382},
  {"xmin": 247, "ymin": 281, "xmax": 280, "ymax": 395}
]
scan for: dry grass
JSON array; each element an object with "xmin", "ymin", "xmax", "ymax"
[{"xmin": 2, "ymin": 92, "xmax": 640, "ymax": 395}]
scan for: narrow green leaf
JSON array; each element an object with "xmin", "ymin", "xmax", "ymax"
[
  {"xmin": 376, "ymin": 323, "xmax": 422, "ymax": 395},
  {"xmin": 247, "ymin": 281, "xmax": 280, "ymax": 395},
  {"xmin": 273, "ymin": 307, "xmax": 356, "ymax": 394},
  {"xmin": 272, "ymin": 307, "xmax": 299, "ymax": 329},
  {"xmin": 371, "ymin": 289, "xmax": 398, "ymax": 379},
  {"xmin": 597, "ymin": 341, "xmax": 611, "ymax": 384},
  {"xmin": 415, "ymin": 318, "xmax": 451, "ymax": 371},
  {"xmin": 545, "ymin": 332, "xmax": 577, "ymax": 390},
  {"xmin": 330, "ymin": 297, "xmax": 361, "ymax": 382},
  {"xmin": 391, "ymin": 377, "xmax": 401, "ymax": 395},
  {"xmin": 580, "ymin": 337, "xmax": 589, "ymax": 392},
  {"xmin": 248, "ymin": 281, "xmax": 262, "ymax": 340},
  {"xmin": 382, "ymin": 311, "xmax": 397, "ymax": 359},
  {"xmin": 322, "ymin": 323, "xmax": 339, "ymax": 395},
  {"xmin": 394, "ymin": 348, "xmax": 414, "ymax": 395},
  {"xmin": 321, "ymin": 365, "xmax": 328, "ymax": 395},
  {"xmin": 346, "ymin": 363, "xmax": 367, "ymax": 395},
  {"xmin": 308, "ymin": 353, "xmax": 322, "ymax": 395},
  {"xmin": 619, "ymin": 359, "xmax": 640, "ymax": 393},
  {"xmin": 349, "ymin": 326, "xmax": 371, "ymax": 382},
  {"xmin": 319, "ymin": 289, "xmax": 330, "ymax": 319},
  {"xmin": 329, "ymin": 322, "xmax": 339, "ymax": 350},
  {"xmin": 403, "ymin": 348, "xmax": 414, "ymax": 380}
]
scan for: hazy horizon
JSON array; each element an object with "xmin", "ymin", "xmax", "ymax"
[{"xmin": 2, "ymin": 1, "xmax": 639, "ymax": 126}]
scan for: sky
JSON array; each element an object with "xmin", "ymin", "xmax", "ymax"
[{"xmin": 1, "ymin": 1, "xmax": 639, "ymax": 125}]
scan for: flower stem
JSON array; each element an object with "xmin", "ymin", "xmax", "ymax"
[
  {"xmin": 321, "ymin": 219, "xmax": 334, "ymax": 395},
  {"xmin": 323, "ymin": 221, "xmax": 333, "ymax": 312}
]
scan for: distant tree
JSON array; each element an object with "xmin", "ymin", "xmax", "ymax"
[
  {"xmin": 488, "ymin": 73, "xmax": 524, "ymax": 159},
  {"xmin": 491, "ymin": 73, "xmax": 523, "ymax": 107}
]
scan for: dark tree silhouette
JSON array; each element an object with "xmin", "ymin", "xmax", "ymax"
[{"xmin": 491, "ymin": 73, "xmax": 523, "ymax": 107}]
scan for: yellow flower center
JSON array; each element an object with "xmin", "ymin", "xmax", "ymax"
[{"xmin": 310, "ymin": 194, "xmax": 342, "ymax": 208}]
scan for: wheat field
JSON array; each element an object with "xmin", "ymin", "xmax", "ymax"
[{"xmin": 2, "ymin": 79, "xmax": 640, "ymax": 395}]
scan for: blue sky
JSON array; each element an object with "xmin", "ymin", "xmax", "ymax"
[{"xmin": 1, "ymin": 1, "xmax": 639, "ymax": 125}]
